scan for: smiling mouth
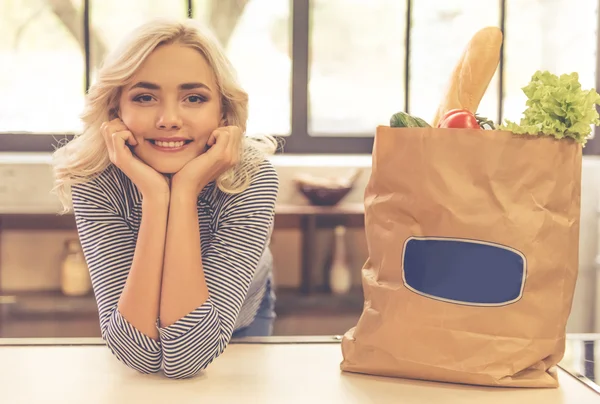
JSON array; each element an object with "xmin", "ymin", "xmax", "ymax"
[
  {"xmin": 147, "ymin": 139, "xmax": 193, "ymax": 152},
  {"xmin": 148, "ymin": 139, "xmax": 193, "ymax": 148}
]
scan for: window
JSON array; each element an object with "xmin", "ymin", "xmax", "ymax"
[
  {"xmin": 0, "ymin": 0, "xmax": 85, "ymax": 133},
  {"xmin": 1, "ymin": 0, "xmax": 600, "ymax": 155},
  {"xmin": 503, "ymin": 0, "xmax": 598, "ymax": 124},
  {"xmin": 308, "ymin": 0, "xmax": 407, "ymax": 136}
]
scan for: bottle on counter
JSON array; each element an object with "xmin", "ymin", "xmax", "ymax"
[
  {"xmin": 329, "ymin": 226, "xmax": 352, "ymax": 295},
  {"xmin": 60, "ymin": 239, "xmax": 92, "ymax": 297}
]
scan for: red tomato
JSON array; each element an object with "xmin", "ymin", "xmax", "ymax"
[{"xmin": 438, "ymin": 109, "xmax": 480, "ymax": 129}]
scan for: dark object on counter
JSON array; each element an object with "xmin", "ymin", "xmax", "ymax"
[
  {"xmin": 294, "ymin": 169, "xmax": 361, "ymax": 206},
  {"xmin": 296, "ymin": 183, "xmax": 352, "ymax": 206}
]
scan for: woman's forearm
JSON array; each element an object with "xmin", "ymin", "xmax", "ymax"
[
  {"xmin": 117, "ymin": 196, "xmax": 169, "ymax": 340},
  {"xmin": 159, "ymin": 185, "xmax": 210, "ymax": 327}
]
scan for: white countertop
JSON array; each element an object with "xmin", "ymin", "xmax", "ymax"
[{"xmin": 0, "ymin": 340, "xmax": 598, "ymax": 404}]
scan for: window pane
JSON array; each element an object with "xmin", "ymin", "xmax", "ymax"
[
  {"xmin": 409, "ymin": 1, "xmax": 500, "ymax": 125},
  {"xmin": 503, "ymin": 0, "xmax": 597, "ymax": 124},
  {"xmin": 194, "ymin": 0, "xmax": 291, "ymax": 136},
  {"xmin": 90, "ymin": 1, "xmax": 187, "ymax": 79},
  {"xmin": 308, "ymin": 0, "xmax": 407, "ymax": 136},
  {"xmin": 0, "ymin": 0, "xmax": 84, "ymax": 133}
]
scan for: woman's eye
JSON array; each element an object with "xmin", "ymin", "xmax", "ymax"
[
  {"xmin": 133, "ymin": 94, "xmax": 154, "ymax": 103},
  {"xmin": 187, "ymin": 95, "xmax": 207, "ymax": 104}
]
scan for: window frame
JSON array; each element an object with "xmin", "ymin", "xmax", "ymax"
[{"xmin": 1, "ymin": 0, "xmax": 599, "ymax": 155}]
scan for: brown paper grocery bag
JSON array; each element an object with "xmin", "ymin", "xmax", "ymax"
[{"xmin": 340, "ymin": 126, "xmax": 582, "ymax": 388}]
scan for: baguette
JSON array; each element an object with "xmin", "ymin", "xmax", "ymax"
[{"xmin": 432, "ymin": 27, "xmax": 503, "ymax": 127}]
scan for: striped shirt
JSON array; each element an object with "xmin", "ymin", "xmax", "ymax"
[{"xmin": 71, "ymin": 158, "xmax": 279, "ymax": 378}]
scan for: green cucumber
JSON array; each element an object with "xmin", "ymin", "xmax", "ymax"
[
  {"xmin": 413, "ymin": 116, "xmax": 431, "ymax": 127},
  {"xmin": 390, "ymin": 111, "xmax": 431, "ymax": 128}
]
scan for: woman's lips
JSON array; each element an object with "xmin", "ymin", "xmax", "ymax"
[{"xmin": 147, "ymin": 138, "xmax": 192, "ymax": 153}]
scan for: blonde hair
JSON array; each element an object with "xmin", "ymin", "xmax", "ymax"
[{"xmin": 52, "ymin": 18, "xmax": 277, "ymax": 213}]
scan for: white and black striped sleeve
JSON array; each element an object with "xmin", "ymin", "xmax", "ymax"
[
  {"xmin": 158, "ymin": 160, "xmax": 279, "ymax": 379},
  {"xmin": 71, "ymin": 179, "xmax": 163, "ymax": 374}
]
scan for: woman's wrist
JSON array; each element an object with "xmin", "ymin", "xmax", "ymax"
[
  {"xmin": 141, "ymin": 190, "xmax": 171, "ymax": 210},
  {"xmin": 171, "ymin": 176, "xmax": 208, "ymax": 200}
]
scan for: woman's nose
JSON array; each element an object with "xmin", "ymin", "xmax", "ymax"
[{"xmin": 156, "ymin": 105, "xmax": 182, "ymax": 130}]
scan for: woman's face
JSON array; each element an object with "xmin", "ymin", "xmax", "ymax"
[{"xmin": 118, "ymin": 43, "xmax": 223, "ymax": 174}]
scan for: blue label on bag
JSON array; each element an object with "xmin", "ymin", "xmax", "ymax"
[{"xmin": 402, "ymin": 237, "xmax": 526, "ymax": 306}]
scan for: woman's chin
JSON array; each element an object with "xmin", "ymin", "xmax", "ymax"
[
  {"xmin": 134, "ymin": 151, "xmax": 200, "ymax": 175},
  {"xmin": 145, "ymin": 160, "xmax": 190, "ymax": 175}
]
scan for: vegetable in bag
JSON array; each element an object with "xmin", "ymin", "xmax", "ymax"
[
  {"xmin": 499, "ymin": 70, "xmax": 600, "ymax": 145},
  {"xmin": 390, "ymin": 111, "xmax": 431, "ymax": 128}
]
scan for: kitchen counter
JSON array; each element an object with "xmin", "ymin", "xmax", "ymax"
[{"xmin": 0, "ymin": 336, "xmax": 598, "ymax": 403}]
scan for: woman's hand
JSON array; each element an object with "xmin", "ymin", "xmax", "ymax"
[
  {"xmin": 171, "ymin": 126, "xmax": 243, "ymax": 198},
  {"xmin": 101, "ymin": 118, "xmax": 170, "ymax": 201}
]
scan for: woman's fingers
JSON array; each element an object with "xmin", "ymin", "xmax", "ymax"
[
  {"xmin": 221, "ymin": 126, "xmax": 242, "ymax": 166},
  {"xmin": 102, "ymin": 118, "xmax": 138, "ymax": 163},
  {"xmin": 110, "ymin": 131, "xmax": 134, "ymax": 165},
  {"xmin": 207, "ymin": 128, "xmax": 229, "ymax": 154},
  {"xmin": 123, "ymin": 130, "xmax": 138, "ymax": 146},
  {"xmin": 206, "ymin": 130, "xmax": 220, "ymax": 148}
]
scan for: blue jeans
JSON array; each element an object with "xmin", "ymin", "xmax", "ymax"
[{"xmin": 231, "ymin": 279, "xmax": 276, "ymax": 338}]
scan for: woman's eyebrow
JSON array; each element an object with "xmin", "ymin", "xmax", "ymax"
[
  {"xmin": 128, "ymin": 81, "xmax": 211, "ymax": 91},
  {"xmin": 129, "ymin": 81, "xmax": 160, "ymax": 91},
  {"xmin": 179, "ymin": 82, "xmax": 211, "ymax": 91}
]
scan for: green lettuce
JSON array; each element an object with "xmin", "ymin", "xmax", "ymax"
[{"xmin": 499, "ymin": 70, "xmax": 600, "ymax": 145}]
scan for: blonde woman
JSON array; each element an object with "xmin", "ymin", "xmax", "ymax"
[{"xmin": 52, "ymin": 19, "xmax": 279, "ymax": 379}]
